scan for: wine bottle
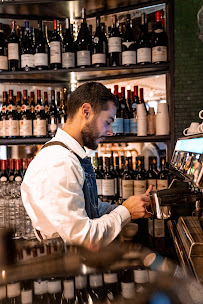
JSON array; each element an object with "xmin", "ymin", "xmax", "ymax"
[
  {"xmin": 8, "ymin": 159, "xmax": 15, "ymax": 182},
  {"xmin": 0, "ymin": 23, "xmax": 8, "ymax": 71},
  {"xmin": 129, "ymin": 87, "xmax": 138, "ymax": 135},
  {"xmin": 89, "ymin": 273, "xmax": 107, "ymax": 303},
  {"xmin": 113, "ymin": 85, "xmax": 124, "ymax": 135},
  {"xmin": 122, "ymin": 157, "xmax": 134, "ymax": 200},
  {"xmin": 108, "ymin": 15, "xmax": 122, "ymax": 66},
  {"xmin": 21, "ymin": 280, "xmax": 33, "ymax": 304},
  {"xmin": 157, "ymin": 156, "xmax": 168, "ymax": 190},
  {"xmin": 47, "ymin": 277, "xmax": 62, "ymax": 304},
  {"xmin": 21, "ymin": 21, "xmax": 35, "ymax": 71},
  {"xmin": 121, "ymin": 87, "xmax": 130, "ymax": 135},
  {"xmin": 7, "ymin": 281, "xmax": 21, "ymax": 304},
  {"xmin": 20, "ymin": 90, "xmax": 32, "ymax": 137},
  {"xmin": 44, "ymin": 91, "xmax": 50, "ymax": 115},
  {"xmin": 8, "ymin": 21, "xmax": 20, "ymax": 71},
  {"xmin": 133, "ymin": 266, "xmax": 149, "ymax": 297},
  {"xmin": 93, "ymin": 154, "xmax": 103, "ymax": 200},
  {"xmin": 102, "ymin": 157, "xmax": 115, "ymax": 204},
  {"xmin": 33, "ymin": 90, "xmax": 47, "ymax": 137},
  {"xmin": 0, "ymin": 91, "xmax": 8, "ymax": 138},
  {"xmin": 62, "ymin": 18, "xmax": 75, "ymax": 69},
  {"xmin": 6, "ymin": 89, "xmax": 20, "ymax": 138},
  {"xmin": 0, "ymin": 160, "xmax": 9, "ymax": 183},
  {"xmin": 50, "ymin": 19, "xmax": 62, "ymax": 69},
  {"xmin": 98, "ymin": 156, "xmax": 104, "ymax": 201},
  {"xmin": 35, "ymin": 20, "xmax": 49, "ymax": 70},
  {"xmin": 152, "ymin": 10, "xmax": 168, "ymax": 64},
  {"xmin": 13, "ymin": 159, "xmax": 23, "ymax": 183},
  {"xmin": 76, "ymin": 8, "xmax": 92, "ymax": 68},
  {"xmin": 103, "ymin": 271, "xmax": 121, "ymax": 303},
  {"xmin": 134, "ymin": 156, "xmax": 146, "ymax": 195},
  {"xmin": 92, "ymin": 16, "xmax": 107, "ymax": 67},
  {"xmin": 33, "ymin": 279, "xmax": 49, "ymax": 304},
  {"xmin": 110, "ymin": 154, "xmax": 118, "ymax": 201},
  {"xmin": 146, "ymin": 156, "xmax": 158, "ymax": 189},
  {"xmin": 120, "ymin": 269, "xmax": 135, "ymax": 302},
  {"xmin": 119, "ymin": 156, "xmax": 125, "ymax": 200},
  {"xmin": 48, "ymin": 90, "xmax": 58, "ymax": 137},
  {"xmin": 75, "ymin": 275, "xmax": 89, "ymax": 304},
  {"xmin": 122, "ymin": 14, "xmax": 136, "ymax": 66},
  {"xmin": 57, "ymin": 91, "xmax": 66, "ymax": 129},
  {"xmin": 62, "ymin": 277, "xmax": 77, "ymax": 304},
  {"xmin": 137, "ymin": 13, "xmax": 151, "ymax": 65},
  {"xmin": 16, "ymin": 91, "xmax": 22, "ymax": 115},
  {"xmin": 30, "ymin": 91, "xmax": 36, "ymax": 122},
  {"xmin": 139, "ymin": 88, "xmax": 148, "ymax": 114}
]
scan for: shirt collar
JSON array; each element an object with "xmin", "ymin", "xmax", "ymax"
[{"xmin": 54, "ymin": 128, "xmax": 87, "ymax": 159}]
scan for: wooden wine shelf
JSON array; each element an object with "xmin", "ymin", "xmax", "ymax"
[
  {"xmin": 0, "ymin": 135, "xmax": 170, "ymax": 145},
  {"xmin": 0, "ymin": 63, "xmax": 170, "ymax": 83}
]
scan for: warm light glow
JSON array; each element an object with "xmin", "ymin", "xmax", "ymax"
[
  {"xmin": 1, "ymin": 270, "xmax": 6, "ymax": 280},
  {"xmin": 126, "ymin": 85, "xmax": 131, "ymax": 91},
  {"xmin": 71, "ymin": 72, "xmax": 77, "ymax": 92},
  {"xmin": 149, "ymin": 91, "xmax": 154, "ymax": 97}
]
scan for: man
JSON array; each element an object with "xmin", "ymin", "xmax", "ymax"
[{"xmin": 21, "ymin": 82, "xmax": 152, "ymax": 250}]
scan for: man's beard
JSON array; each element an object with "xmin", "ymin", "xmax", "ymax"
[{"xmin": 81, "ymin": 118, "xmax": 102, "ymax": 150}]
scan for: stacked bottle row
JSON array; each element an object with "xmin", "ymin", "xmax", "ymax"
[
  {"xmin": 0, "ymin": 263, "xmax": 166, "ymax": 304},
  {"xmin": 0, "ymin": 9, "xmax": 168, "ymax": 72},
  {"xmin": 93, "ymin": 155, "xmax": 169, "ymax": 204},
  {"xmin": 111, "ymin": 85, "xmax": 169, "ymax": 137},
  {"xmin": 0, "ymin": 89, "xmax": 66, "ymax": 138},
  {"xmin": 0, "ymin": 158, "xmax": 34, "ymax": 239}
]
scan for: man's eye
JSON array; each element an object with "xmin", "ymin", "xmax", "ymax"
[{"xmin": 106, "ymin": 121, "xmax": 111, "ymax": 125}]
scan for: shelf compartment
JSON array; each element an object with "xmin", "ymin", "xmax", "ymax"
[
  {"xmin": 0, "ymin": 0, "xmax": 168, "ymax": 20},
  {"xmin": 0, "ymin": 135, "xmax": 170, "ymax": 146},
  {"xmin": 0, "ymin": 63, "xmax": 169, "ymax": 83}
]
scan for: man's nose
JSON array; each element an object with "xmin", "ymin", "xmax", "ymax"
[{"xmin": 106, "ymin": 124, "xmax": 113, "ymax": 136}]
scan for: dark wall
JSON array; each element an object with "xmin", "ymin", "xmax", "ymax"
[{"xmin": 174, "ymin": 0, "xmax": 203, "ymax": 141}]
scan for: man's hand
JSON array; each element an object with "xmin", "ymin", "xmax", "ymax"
[{"xmin": 122, "ymin": 185, "xmax": 153, "ymax": 220}]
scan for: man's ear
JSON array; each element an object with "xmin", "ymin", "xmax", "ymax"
[{"xmin": 81, "ymin": 103, "xmax": 92, "ymax": 119}]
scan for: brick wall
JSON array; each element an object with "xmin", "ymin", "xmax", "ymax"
[{"xmin": 174, "ymin": 0, "xmax": 203, "ymax": 141}]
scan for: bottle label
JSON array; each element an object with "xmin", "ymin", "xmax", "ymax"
[
  {"xmin": 96, "ymin": 179, "xmax": 102, "ymax": 196},
  {"xmin": 1, "ymin": 176, "xmax": 7, "ymax": 182},
  {"xmin": 103, "ymin": 273, "xmax": 118, "ymax": 283},
  {"xmin": 7, "ymin": 105, "xmax": 17, "ymax": 112},
  {"xmin": 102, "ymin": 179, "xmax": 115, "ymax": 196},
  {"xmin": 92, "ymin": 53, "xmax": 106, "ymax": 65},
  {"xmin": 20, "ymin": 119, "xmax": 32, "ymax": 136},
  {"xmin": 49, "ymin": 117, "xmax": 57, "ymax": 133},
  {"xmin": 130, "ymin": 118, "xmax": 137, "ymax": 134},
  {"xmin": 154, "ymin": 29, "xmax": 164, "ymax": 33},
  {"xmin": 0, "ymin": 286, "xmax": 6, "ymax": 300},
  {"xmin": 137, "ymin": 48, "xmax": 151, "ymax": 63},
  {"xmin": 21, "ymin": 54, "xmax": 35, "ymax": 68},
  {"xmin": 89, "ymin": 274, "xmax": 103, "ymax": 287},
  {"xmin": 7, "ymin": 282, "xmax": 21, "ymax": 298},
  {"xmin": 34, "ymin": 281, "xmax": 48, "ymax": 295},
  {"xmin": 62, "ymin": 52, "xmax": 75, "ymax": 68},
  {"xmin": 114, "ymin": 178, "xmax": 118, "ymax": 195},
  {"xmin": 122, "ymin": 50, "xmax": 136, "ymax": 65},
  {"xmin": 75, "ymin": 275, "xmax": 87, "ymax": 289},
  {"xmin": 77, "ymin": 50, "xmax": 91, "ymax": 66},
  {"xmin": 134, "ymin": 180, "xmax": 146, "ymax": 195},
  {"xmin": 34, "ymin": 53, "xmax": 48, "ymax": 67},
  {"xmin": 0, "ymin": 55, "xmax": 8, "ymax": 70},
  {"xmin": 7, "ymin": 119, "xmax": 20, "ymax": 137},
  {"xmin": 134, "ymin": 269, "xmax": 149, "ymax": 283},
  {"xmin": 2, "ymin": 119, "xmax": 7, "ymax": 137},
  {"xmin": 124, "ymin": 118, "xmax": 130, "ymax": 134},
  {"xmin": 147, "ymin": 179, "xmax": 157, "ymax": 189},
  {"xmin": 1, "ymin": 105, "xmax": 7, "ymax": 113},
  {"xmin": 21, "ymin": 290, "xmax": 32, "ymax": 304},
  {"xmin": 112, "ymin": 117, "xmax": 123, "ymax": 134},
  {"xmin": 152, "ymin": 46, "xmax": 167, "ymax": 63},
  {"xmin": 121, "ymin": 282, "xmax": 135, "ymax": 299},
  {"xmin": 50, "ymin": 41, "xmax": 61, "ymax": 64},
  {"xmin": 8, "ymin": 43, "xmax": 19, "ymax": 60},
  {"xmin": 47, "ymin": 280, "xmax": 61, "ymax": 294},
  {"xmin": 157, "ymin": 179, "xmax": 168, "ymax": 190},
  {"xmin": 44, "ymin": 105, "xmax": 50, "ymax": 113},
  {"xmin": 33, "ymin": 119, "xmax": 47, "ymax": 136},
  {"xmin": 21, "ymin": 105, "xmax": 31, "ymax": 111},
  {"xmin": 122, "ymin": 180, "xmax": 134, "ymax": 199},
  {"xmin": 35, "ymin": 105, "xmax": 45, "ymax": 112},
  {"xmin": 15, "ymin": 175, "xmax": 22, "ymax": 182},
  {"xmin": 63, "ymin": 280, "xmax": 74, "ymax": 299},
  {"xmin": 108, "ymin": 37, "xmax": 122, "ymax": 53}
]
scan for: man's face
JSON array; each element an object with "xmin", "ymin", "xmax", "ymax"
[{"xmin": 81, "ymin": 101, "xmax": 116, "ymax": 150}]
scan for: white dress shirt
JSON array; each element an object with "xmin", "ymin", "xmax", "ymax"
[{"xmin": 21, "ymin": 128, "xmax": 131, "ymax": 249}]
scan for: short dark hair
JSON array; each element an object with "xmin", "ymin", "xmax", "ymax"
[{"xmin": 66, "ymin": 82, "xmax": 118, "ymax": 120}]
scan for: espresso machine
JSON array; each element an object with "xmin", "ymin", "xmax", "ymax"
[{"xmin": 150, "ymin": 134, "xmax": 203, "ymax": 284}]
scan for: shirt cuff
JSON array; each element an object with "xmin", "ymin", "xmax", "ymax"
[{"xmin": 112, "ymin": 205, "xmax": 131, "ymax": 228}]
